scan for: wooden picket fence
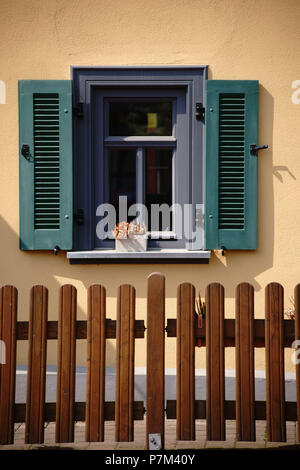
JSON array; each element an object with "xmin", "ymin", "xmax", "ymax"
[{"xmin": 0, "ymin": 273, "xmax": 299, "ymax": 448}]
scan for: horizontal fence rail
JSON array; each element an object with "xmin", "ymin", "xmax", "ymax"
[{"xmin": 0, "ymin": 275, "xmax": 299, "ymax": 448}]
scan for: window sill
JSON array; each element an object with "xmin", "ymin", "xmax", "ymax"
[{"xmin": 67, "ymin": 249, "xmax": 211, "ymax": 264}]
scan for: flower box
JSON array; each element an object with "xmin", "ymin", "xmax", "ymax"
[
  {"xmin": 115, "ymin": 235, "xmax": 148, "ymax": 252},
  {"xmin": 113, "ymin": 221, "xmax": 148, "ymax": 252}
]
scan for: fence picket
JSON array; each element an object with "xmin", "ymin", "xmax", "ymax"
[
  {"xmin": 206, "ymin": 283, "xmax": 225, "ymax": 440},
  {"xmin": 176, "ymin": 283, "xmax": 195, "ymax": 440},
  {"xmin": 265, "ymin": 283, "xmax": 286, "ymax": 442},
  {"xmin": 115, "ymin": 284, "xmax": 135, "ymax": 442},
  {"xmin": 294, "ymin": 284, "xmax": 300, "ymax": 443},
  {"xmin": 25, "ymin": 286, "xmax": 48, "ymax": 444},
  {"xmin": 86, "ymin": 285, "xmax": 106, "ymax": 442},
  {"xmin": 0, "ymin": 286, "xmax": 17, "ymax": 444},
  {"xmin": 235, "ymin": 283, "xmax": 255, "ymax": 441},
  {"xmin": 146, "ymin": 273, "xmax": 165, "ymax": 449},
  {"xmin": 56, "ymin": 285, "xmax": 77, "ymax": 443}
]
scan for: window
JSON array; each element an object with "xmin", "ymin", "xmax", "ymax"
[
  {"xmin": 94, "ymin": 87, "xmax": 188, "ymax": 249},
  {"xmin": 19, "ymin": 69, "xmax": 259, "ymax": 262}
]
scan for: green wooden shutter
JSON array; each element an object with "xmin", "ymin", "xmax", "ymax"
[
  {"xmin": 205, "ymin": 80, "xmax": 258, "ymax": 250},
  {"xmin": 19, "ymin": 80, "xmax": 73, "ymax": 250}
]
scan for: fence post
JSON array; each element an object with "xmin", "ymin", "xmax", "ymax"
[
  {"xmin": 176, "ymin": 282, "xmax": 195, "ymax": 441},
  {"xmin": 86, "ymin": 285, "xmax": 106, "ymax": 442},
  {"xmin": 56, "ymin": 285, "xmax": 77, "ymax": 443},
  {"xmin": 146, "ymin": 273, "xmax": 165, "ymax": 450},
  {"xmin": 265, "ymin": 283, "xmax": 286, "ymax": 442},
  {"xmin": 294, "ymin": 284, "xmax": 300, "ymax": 443},
  {"xmin": 115, "ymin": 284, "xmax": 135, "ymax": 442},
  {"xmin": 206, "ymin": 283, "xmax": 225, "ymax": 441},
  {"xmin": 0, "ymin": 286, "xmax": 17, "ymax": 444},
  {"xmin": 25, "ymin": 286, "xmax": 48, "ymax": 444},
  {"xmin": 235, "ymin": 283, "xmax": 255, "ymax": 441}
]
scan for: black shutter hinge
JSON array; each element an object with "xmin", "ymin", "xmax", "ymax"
[
  {"xmin": 21, "ymin": 144, "xmax": 33, "ymax": 162},
  {"xmin": 73, "ymin": 102, "xmax": 83, "ymax": 119},
  {"xmin": 74, "ymin": 209, "xmax": 84, "ymax": 225},
  {"xmin": 195, "ymin": 102, "xmax": 205, "ymax": 121}
]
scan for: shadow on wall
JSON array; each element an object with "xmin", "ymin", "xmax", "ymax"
[
  {"xmin": 0, "ymin": 216, "xmax": 117, "ymax": 367},
  {"xmin": 0, "ymin": 81, "xmax": 295, "ymax": 300},
  {"xmin": 0, "ymin": 82, "xmax": 296, "ymax": 359},
  {"xmin": 55, "ymin": 84, "xmax": 283, "ymax": 298}
]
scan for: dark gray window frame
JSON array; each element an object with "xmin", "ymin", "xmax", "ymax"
[{"xmin": 71, "ymin": 66, "xmax": 208, "ymax": 260}]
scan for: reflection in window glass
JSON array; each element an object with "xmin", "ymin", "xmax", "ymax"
[
  {"xmin": 108, "ymin": 149, "xmax": 136, "ymax": 222},
  {"xmin": 146, "ymin": 149, "xmax": 173, "ymax": 232},
  {"xmin": 109, "ymin": 101, "xmax": 172, "ymax": 136}
]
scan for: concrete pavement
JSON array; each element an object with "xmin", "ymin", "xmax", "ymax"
[{"xmin": 0, "ymin": 419, "xmax": 299, "ymax": 450}]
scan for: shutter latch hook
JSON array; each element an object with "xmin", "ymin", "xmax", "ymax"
[{"xmin": 250, "ymin": 144, "xmax": 268, "ymax": 156}]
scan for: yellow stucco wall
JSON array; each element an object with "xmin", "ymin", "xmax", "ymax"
[{"xmin": 1, "ymin": 0, "xmax": 300, "ymax": 372}]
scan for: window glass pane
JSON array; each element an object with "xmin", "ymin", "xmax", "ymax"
[
  {"xmin": 108, "ymin": 149, "xmax": 136, "ymax": 222},
  {"xmin": 109, "ymin": 101, "xmax": 172, "ymax": 136},
  {"xmin": 146, "ymin": 149, "xmax": 173, "ymax": 232}
]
